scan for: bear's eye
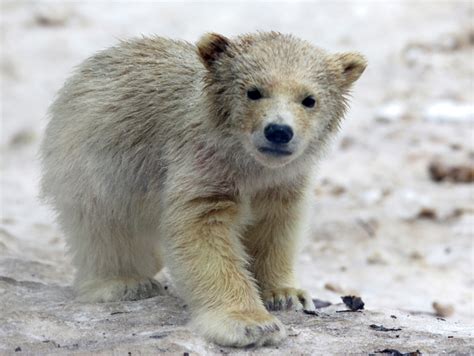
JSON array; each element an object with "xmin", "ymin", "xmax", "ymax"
[
  {"xmin": 302, "ymin": 96, "xmax": 316, "ymax": 108},
  {"xmin": 247, "ymin": 88, "xmax": 263, "ymax": 100}
]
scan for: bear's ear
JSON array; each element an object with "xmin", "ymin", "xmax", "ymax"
[
  {"xmin": 197, "ymin": 33, "xmax": 231, "ymax": 70},
  {"xmin": 333, "ymin": 52, "xmax": 367, "ymax": 89}
]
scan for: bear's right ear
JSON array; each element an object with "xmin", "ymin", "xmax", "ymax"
[{"xmin": 197, "ymin": 33, "xmax": 231, "ymax": 70}]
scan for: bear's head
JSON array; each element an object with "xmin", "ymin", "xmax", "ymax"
[{"xmin": 197, "ymin": 32, "xmax": 366, "ymax": 169}]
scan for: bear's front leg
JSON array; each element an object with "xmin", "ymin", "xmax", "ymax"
[
  {"xmin": 162, "ymin": 195, "xmax": 285, "ymax": 347},
  {"xmin": 244, "ymin": 184, "xmax": 316, "ymax": 312}
]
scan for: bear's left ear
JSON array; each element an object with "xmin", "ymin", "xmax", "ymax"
[
  {"xmin": 333, "ymin": 52, "xmax": 367, "ymax": 89},
  {"xmin": 197, "ymin": 33, "xmax": 231, "ymax": 70}
]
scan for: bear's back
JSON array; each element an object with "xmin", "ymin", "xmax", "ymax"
[{"xmin": 41, "ymin": 37, "xmax": 205, "ymax": 209}]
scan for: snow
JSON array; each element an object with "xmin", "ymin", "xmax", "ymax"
[{"xmin": 423, "ymin": 100, "xmax": 474, "ymax": 123}]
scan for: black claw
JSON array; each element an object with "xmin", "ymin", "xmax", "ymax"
[
  {"xmin": 275, "ymin": 300, "xmax": 283, "ymax": 310},
  {"xmin": 255, "ymin": 326, "xmax": 267, "ymax": 337},
  {"xmin": 244, "ymin": 342, "xmax": 257, "ymax": 349}
]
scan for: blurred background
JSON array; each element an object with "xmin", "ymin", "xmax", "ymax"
[{"xmin": 1, "ymin": 0, "xmax": 473, "ymax": 325}]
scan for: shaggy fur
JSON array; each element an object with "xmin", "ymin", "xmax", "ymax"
[{"xmin": 40, "ymin": 32, "xmax": 366, "ymax": 347}]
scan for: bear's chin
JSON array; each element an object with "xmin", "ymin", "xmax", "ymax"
[{"xmin": 250, "ymin": 149, "xmax": 298, "ymax": 169}]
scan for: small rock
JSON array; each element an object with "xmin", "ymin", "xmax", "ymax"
[
  {"xmin": 324, "ymin": 282, "xmax": 345, "ymax": 294},
  {"xmin": 370, "ymin": 324, "xmax": 402, "ymax": 332},
  {"xmin": 366, "ymin": 252, "xmax": 388, "ymax": 265},
  {"xmin": 33, "ymin": 6, "xmax": 71, "ymax": 27},
  {"xmin": 374, "ymin": 349, "xmax": 421, "ymax": 356},
  {"xmin": 417, "ymin": 207, "xmax": 437, "ymax": 219},
  {"xmin": 409, "ymin": 251, "xmax": 424, "ymax": 261},
  {"xmin": 110, "ymin": 311, "xmax": 128, "ymax": 315},
  {"xmin": 432, "ymin": 302, "xmax": 454, "ymax": 317},
  {"xmin": 341, "ymin": 296, "xmax": 365, "ymax": 311},
  {"xmin": 339, "ymin": 135, "xmax": 356, "ymax": 150},
  {"xmin": 149, "ymin": 332, "xmax": 169, "ymax": 339},
  {"xmin": 356, "ymin": 216, "xmax": 379, "ymax": 237},
  {"xmin": 428, "ymin": 160, "xmax": 474, "ymax": 183},
  {"xmin": 330, "ymin": 184, "xmax": 346, "ymax": 196},
  {"xmin": 450, "ymin": 143, "xmax": 462, "ymax": 151},
  {"xmin": 9, "ymin": 129, "xmax": 36, "ymax": 148}
]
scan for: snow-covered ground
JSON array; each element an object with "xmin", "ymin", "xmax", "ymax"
[{"xmin": 1, "ymin": 0, "xmax": 473, "ymax": 347}]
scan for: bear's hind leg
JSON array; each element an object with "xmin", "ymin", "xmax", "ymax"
[{"xmin": 58, "ymin": 208, "xmax": 163, "ymax": 303}]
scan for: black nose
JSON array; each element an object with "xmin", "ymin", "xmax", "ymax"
[{"xmin": 264, "ymin": 124, "xmax": 294, "ymax": 144}]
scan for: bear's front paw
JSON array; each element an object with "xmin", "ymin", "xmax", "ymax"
[
  {"xmin": 192, "ymin": 309, "xmax": 285, "ymax": 347},
  {"xmin": 262, "ymin": 287, "xmax": 315, "ymax": 312}
]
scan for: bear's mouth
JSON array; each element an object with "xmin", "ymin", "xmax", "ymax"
[{"xmin": 258, "ymin": 146, "xmax": 293, "ymax": 156}]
